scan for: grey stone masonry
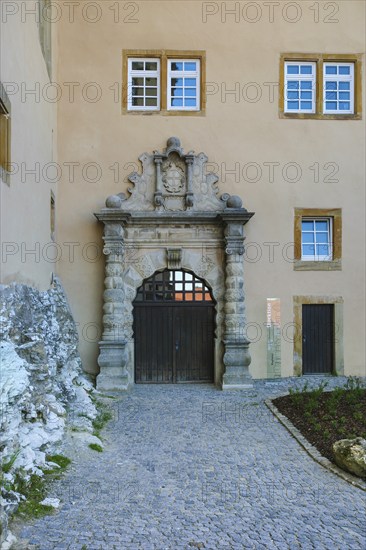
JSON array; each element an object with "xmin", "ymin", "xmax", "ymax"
[{"xmin": 94, "ymin": 138, "xmax": 254, "ymax": 391}]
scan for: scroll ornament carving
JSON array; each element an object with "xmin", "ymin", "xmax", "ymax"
[{"xmin": 225, "ymin": 240, "xmax": 245, "ymax": 256}]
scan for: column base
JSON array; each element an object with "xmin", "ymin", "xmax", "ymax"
[
  {"xmin": 222, "ymin": 342, "xmax": 253, "ymax": 390},
  {"xmin": 96, "ymin": 341, "xmax": 130, "ymax": 392},
  {"xmin": 222, "ymin": 369, "xmax": 253, "ymax": 390},
  {"xmin": 222, "ymin": 381, "xmax": 254, "ymax": 391}
]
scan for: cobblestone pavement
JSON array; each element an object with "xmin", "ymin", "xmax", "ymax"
[{"xmin": 17, "ymin": 377, "xmax": 366, "ymax": 549}]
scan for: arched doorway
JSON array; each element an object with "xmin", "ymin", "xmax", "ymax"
[
  {"xmin": 95, "ymin": 137, "xmax": 254, "ymax": 391},
  {"xmin": 133, "ymin": 270, "xmax": 216, "ymax": 383}
]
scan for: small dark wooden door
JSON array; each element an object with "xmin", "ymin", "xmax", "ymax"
[
  {"xmin": 302, "ymin": 304, "xmax": 334, "ymax": 374},
  {"xmin": 134, "ymin": 270, "xmax": 215, "ymax": 383}
]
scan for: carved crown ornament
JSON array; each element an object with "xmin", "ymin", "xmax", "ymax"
[{"xmin": 97, "ymin": 137, "xmax": 254, "ymax": 218}]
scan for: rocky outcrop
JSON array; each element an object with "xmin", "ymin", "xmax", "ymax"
[
  {"xmin": 333, "ymin": 437, "xmax": 366, "ymax": 479},
  {"xmin": 0, "ymin": 278, "xmax": 99, "ymax": 548}
]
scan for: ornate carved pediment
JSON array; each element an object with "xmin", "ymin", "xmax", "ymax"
[{"xmin": 103, "ymin": 137, "xmax": 241, "ymax": 213}]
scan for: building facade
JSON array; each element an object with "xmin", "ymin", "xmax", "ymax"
[{"xmin": 1, "ymin": 1, "xmax": 365, "ymax": 388}]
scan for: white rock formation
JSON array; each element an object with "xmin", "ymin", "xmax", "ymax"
[{"xmin": 0, "ymin": 278, "xmax": 100, "ymax": 547}]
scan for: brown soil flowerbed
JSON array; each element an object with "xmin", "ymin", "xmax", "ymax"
[{"xmin": 272, "ymin": 382, "xmax": 366, "ymax": 463}]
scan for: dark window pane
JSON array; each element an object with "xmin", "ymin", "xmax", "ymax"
[
  {"xmin": 145, "ymin": 62, "xmax": 158, "ymax": 71},
  {"xmin": 171, "ymin": 62, "xmax": 183, "ymax": 71},
  {"xmin": 171, "ymin": 78, "xmax": 184, "ymax": 87}
]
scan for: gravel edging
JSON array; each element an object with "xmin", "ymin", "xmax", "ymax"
[{"xmin": 265, "ymin": 396, "xmax": 366, "ymax": 492}]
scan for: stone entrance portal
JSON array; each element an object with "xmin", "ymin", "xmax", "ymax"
[{"xmin": 95, "ymin": 137, "xmax": 254, "ymax": 391}]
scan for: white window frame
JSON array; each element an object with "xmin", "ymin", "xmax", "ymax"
[
  {"xmin": 323, "ymin": 62, "xmax": 354, "ymax": 115},
  {"xmin": 127, "ymin": 58, "xmax": 160, "ymax": 111},
  {"xmin": 167, "ymin": 59, "xmax": 200, "ymax": 111},
  {"xmin": 284, "ymin": 61, "xmax": 316, "ymax": 114},
  {"xmin": 301, "ymin": 217, "xmax": 333, "ymax": 261}
]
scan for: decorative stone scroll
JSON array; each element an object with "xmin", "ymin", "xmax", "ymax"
[{"xmin": 95, "ymin": 138, "xmax": 254, "ymax": 391}]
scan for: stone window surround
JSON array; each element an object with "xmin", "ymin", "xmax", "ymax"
[
  {"xmin": 279, "ymin": 53, "xmax": 362, "ymax": 120},
  {"xmin": 293, "ymin": 295, "xmax": 344, "ymax": 377},
  {"xmin": 294, "ymin": 208, "xmax": 342, "ymax": 271},
  {"xmin": 122, "ymin": 50, "xmax": 206, "ymax": 116}
]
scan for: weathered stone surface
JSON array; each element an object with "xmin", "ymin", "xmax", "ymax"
[
  {"xmin": 39, "ymin": 497, "xmax": 60, "ymax": 508},
  {"xmin": 0, "ymin": 278, "xmax": 98, "ymax": 547},
  {"xmin": 333, "ymin": 437, "xmax": 366, "ymax": 479},
  {"xmin": 95, "ymin": 138, "xmax": 254, "ymax": 391}
]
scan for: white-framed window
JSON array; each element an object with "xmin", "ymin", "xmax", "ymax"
[
  {"xmin": 284, "ymin": 62, "xmax": 316, "ymax": 113},
  {"xmin": 127, "ymin": 58, "xmax": 160, "ymax": 111},
  {"xmin": 323, "ymin": 62, "xmax": 354, "ymax": 114},
  {"xmin": 301, "ymin": 218, "xmax": 332, "ymax": 261},
  {"xmin": 167, "ymin": 59, "xmax": 200, "ymax": 111}
]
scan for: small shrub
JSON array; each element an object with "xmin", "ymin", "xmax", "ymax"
[
  {"xmin": 89, "ymin": 443, "xmax": 103, "ymax": 452},
  {"xmin": 15, "ymin": 473, "xmax": 54, "ymax": 520},
  {"xmin": 44, "ymin": 454, "xmax": 71, "ymax": 476}
]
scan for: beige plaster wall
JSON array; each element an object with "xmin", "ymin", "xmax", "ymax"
[
  {"xmin": 55, "ymin": 1, "xmax": 365, "ymax": 378},
  {"xmin": 0, "ymin": 1, "xmax": 58, "ymax": 290}
]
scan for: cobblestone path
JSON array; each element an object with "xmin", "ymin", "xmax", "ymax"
[{"xmin": 17, "ymin": 378, "xmax": 366, "ymax": 549}]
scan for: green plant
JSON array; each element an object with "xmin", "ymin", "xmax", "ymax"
[
  {"xmin": 89, "ymin": 443, "xmax": 103, "ymax": 452},
  {"xmin": 1, "ymin": 450, "xmax": 20, "ymax": 474},
  {"xmin": 91, "ymin": 399, "xmax": 113, "ymax": 439},
  {"xmin": 15, "ymin": 473, "xmax": 54, "ymax": 519},
  {"xmin": 44, "ymin": 454, "xmax": 71, "ymax": 476},
  {"xmin": 92, "ymin": 410, "xmax": 113, "ymax": 438},
  {"xmin": 6, "ymin": 454, "xmax": 71, "ymax": 521}
]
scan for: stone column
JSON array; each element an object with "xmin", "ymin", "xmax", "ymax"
[
  {"xmin": 96, "ymin": 222, "xmax": 129, "ymax": 391},
  {"xmin": 222, "ymin": 214, "xmax": 253, "ymax": 390},
  {"xmin": 185, "ymin": 154, "xmax": 194, "ymax": 208},
  {"xmin": 154, "ymin": 154, "xmax": 164, "ymax": 210}
]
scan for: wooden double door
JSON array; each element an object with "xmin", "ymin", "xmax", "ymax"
[{"xmin": 133, "ymin": 270, "xmax": 215, "ymax": 383}]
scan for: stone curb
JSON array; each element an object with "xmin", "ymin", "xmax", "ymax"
[{"xmin": 265, "ymin": 396, "xmax": 366, "ymax": 492}]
